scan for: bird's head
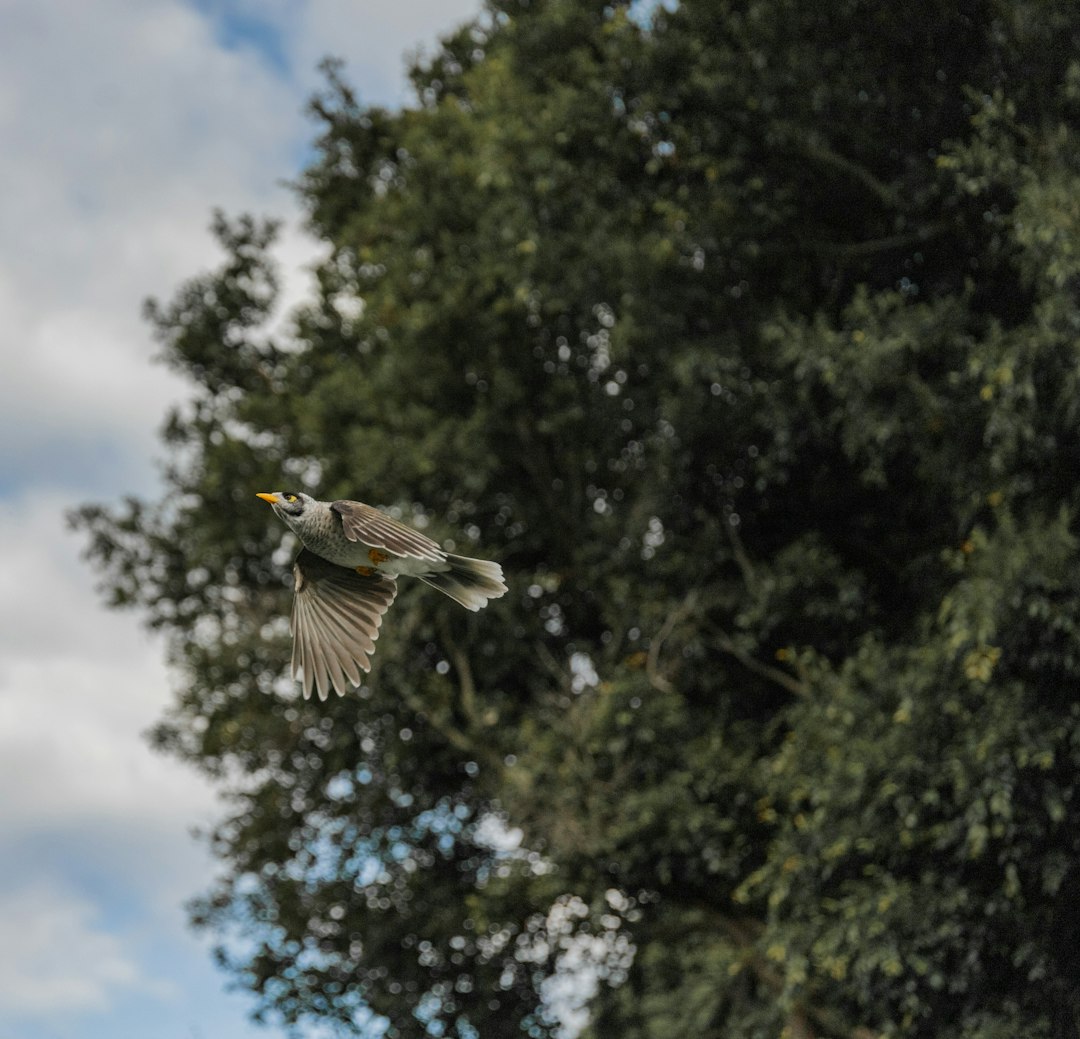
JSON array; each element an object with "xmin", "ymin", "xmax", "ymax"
[{"xmin": 256, "ymin": 490, "xmax": 314, "ymax": 523}]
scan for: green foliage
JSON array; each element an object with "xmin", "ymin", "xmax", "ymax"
[{"xmin": 74, "ymin": 0, "xmax": 1080, "ymax": 1036}]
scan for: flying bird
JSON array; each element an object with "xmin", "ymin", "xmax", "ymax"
[{"xmin": 256, "ymin": 491, "xmax": 508, "ymax": 700}]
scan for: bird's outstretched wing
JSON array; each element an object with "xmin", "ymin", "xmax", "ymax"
[
  {"xmin": 290, "ymin": 548, "xmax": 398, "ymax": 700},
  {"xmin": 331, "ymin": 499, "xmax": 446, "ymax": 562}
]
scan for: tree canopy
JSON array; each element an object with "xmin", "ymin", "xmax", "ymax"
[{"xmin": 75, "ymin": 1, "xmax": 1080, "ymax": 1036}]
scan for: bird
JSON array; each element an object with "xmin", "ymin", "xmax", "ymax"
[{"xmin": 256, "ymin": 491, "xmax": 508, "ymax": 700}]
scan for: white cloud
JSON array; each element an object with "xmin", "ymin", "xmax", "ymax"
[
  {"xmin": 0, "ymin": 489, "xmax": 224, "ymax": 934},
  {"xmin": 0, "ymin": 0, "xmax": 301, "ymax": 497},
  {"xmin": 0, "ymin": 882, "xmax": 150, "ymax": 1015},
  {"xmin": 0, "ymin": 490, "xmax": 214, "ymax": 832}
]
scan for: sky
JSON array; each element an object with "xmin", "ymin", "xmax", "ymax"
[{"xmin": 0, "ymin": 2, "xmax": 482, "ymax": 1038}]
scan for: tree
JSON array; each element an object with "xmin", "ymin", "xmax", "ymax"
[{"xmin": 75, "ymin": 1, "xmax": 1080, "ymax": 1036}]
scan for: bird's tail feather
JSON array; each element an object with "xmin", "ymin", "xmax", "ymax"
[{"xmin": 419, "ymin": 554, "xmax": 508, "ymax": 611}]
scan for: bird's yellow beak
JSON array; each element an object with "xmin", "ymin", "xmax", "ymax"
[{"xmin": 256, "ymin": 492, "xmax": 279, "ymax": 505}]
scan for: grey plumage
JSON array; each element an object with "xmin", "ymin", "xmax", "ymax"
[{"xmin": 257, "ymin": 491, "xmax": 508, "ymax": 700}]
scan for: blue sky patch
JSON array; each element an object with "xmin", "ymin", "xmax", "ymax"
[{"xmin": 191, "ymin": 0, "xmax": 293, "ymax": 76}]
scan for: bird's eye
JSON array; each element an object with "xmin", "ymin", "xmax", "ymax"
[{"xmin": 284, "ymin": 493, "xmax": 298, "ymax": 503}]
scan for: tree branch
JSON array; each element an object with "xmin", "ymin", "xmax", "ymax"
[
  {"xmin": 714, "ymin": 629, "xmax": 809, "ymax": 698},
  {"xmin": 535, "ymin": 639, "xmax": 568, "ymax": 686},
  {"xmin": 646, "ymin": 590, "xmax": 698, "ymax": 695},
  {"xmin": 389, "ymin": 611, "xmax": 496, "ymax": 766},
  {"xmin": 790, "ymin": 128, "xmax": 901, "ymax": 210},
  {"xmin": 726, "ymin": 518, "xmax": 758, "ymax": 593},
  {"xmin": 438, "ymin": 613, "xmax": 480, "ymax": 727},
  {"xmin": 805, "ymin": 221, "xmax": 951, "ymax": 260}
]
